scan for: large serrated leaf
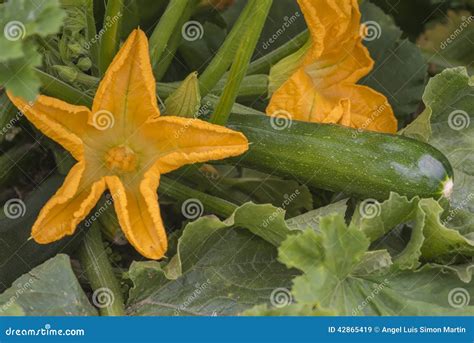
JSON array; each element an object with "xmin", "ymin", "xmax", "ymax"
[
  {"xmin": 126, "ymin": 202, "xmax": 299, "ymax": 316},
  {"xmin": 0, "ymin": 254, "xmax": 97, "ymax": 316}
]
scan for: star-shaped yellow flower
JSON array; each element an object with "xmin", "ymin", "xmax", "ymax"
[
  {"xmin": 8, "ymin": 29, "xmax": 248, "ymax": 259},
  {"xmin": 267, "ymin": 0, "xmax": 397, "ymax": 133}
]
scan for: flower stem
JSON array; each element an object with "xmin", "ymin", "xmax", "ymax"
[
  {"xmin": 154, "ymin": 0, "xmax": 199, "ymax": 81},
  {"xmin": 98, "ymin": 0, "xmax": 124, "ymax": 75},
  {"xmin": 198, "ymin": 0, "xmax": 255, "ymax": 96},
  {"xmin": 246, "ymin": 29, "xmax": 309, "ymax": 75},
  {"xmin": 149, "ymin": 0, "xmax": 198, "ymax": 75},
  {"xmin": 160, "ymin": 176, "xmax": 237, "ymax": 218},
  {"xmin": 84, "ymin": 0, "xmax": 99, "ymax": 76},
  {"xmin": 210, "ymin": 0, "xmax": 273, "ymax": 125},
  {"xmin": 78, "ymin": 222, "xmax": 125, "ymax": 316}
]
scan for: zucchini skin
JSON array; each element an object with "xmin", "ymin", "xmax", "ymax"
[{"xmin": 227, "ymin": 114, "xmax": 454, "ymax": 200}]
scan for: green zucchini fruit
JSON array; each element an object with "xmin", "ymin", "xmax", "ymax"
[{"xmin": 227, "ymin": 114, "xmax": 454, "ymax": 201}]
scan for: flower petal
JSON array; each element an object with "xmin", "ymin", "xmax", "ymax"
[
  {"xmin": 329, "ymin": 83, "xmax": 398, "ymax": 133},
  {"xmin": 31, "ymin": 162, "xmax": 106, "ymax": 243},
  {"xmin": 92, "ymin": 29, "xmax": 160, "ymax": 136},
  {"xmin": 7, "ymin": 93, "xmax": 91, "ymax": 160},
  {"xmin": 139, "ymin": 116, "xmax": 249, "ymax": 174},
  {"xmin": 267, "ymin": 0, "xmax": 398, "ymax": 133},
  {"xmin": 105, "ymin": 171, "xmax": 167, "ymax": 260},
  {"xmin": 267, "ymin": 69, "xmax": 397, "ymax": 133}
]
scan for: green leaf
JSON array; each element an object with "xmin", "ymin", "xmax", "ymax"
[
  {"xmin": 242, "ymin": 303, "xmax": 334, "ymax": 316},
  {"xmin": 360, "ymin": 2, "xmax": 427, "ymax": 119},
  {"xmin": 276, "ymin": 214, "xmax": 474, "ymax": 315},
  {"xmin": 0, "ymin": 254, "xmax": 97, "ymax": 316},
  {"xmin": 285, "ymin": 199, "xmax": 348, "ymax": 231},
  {"xmin": 0, "ymin": 0, "xmax": 66, "ymax": 100},
  {"xmin": 0, "ymin": 175, "xmax": 84, "ymax": 292},
  {"xmin": 165, "ymin": 202, "xmax": 295, "ymax": 279},
  {"xmin": 402, "ymin": 67, "xmax": 474, "ymax": 211},
  {"xmin": 351, "ymin": 192, "xmax": 474, "ymax": 267},
  {"xmin": 126, "ymin": 203, "xmax": 298, "ymax": 315}
]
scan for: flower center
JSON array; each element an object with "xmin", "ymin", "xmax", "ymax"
[{"xmin": 105, "ymin": 146, "xmax": 138, "ymax": 173}]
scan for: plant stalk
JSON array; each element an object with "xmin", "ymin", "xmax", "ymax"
[
  {"xmin": 149, "ymin": 0, "xmax": 197, "ymax": 75},
  {"xmin": 210, "ymin": 0, "xmax": 273, "ymax": 125},
  {"xmin": 78, "ymin": 222, "xmax": 125, "ymax": 316},
  {"xmin": 98, "ymin": 0, "xmax": 124, "ymax": 75},
  {"xmin": 160, "ymin": 176, "xmax": 237, "ymax": 218}
]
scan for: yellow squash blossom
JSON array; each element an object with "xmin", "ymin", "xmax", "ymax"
[
  {"xmin": 267, "ymin": 0, "xmax": 397, "ymax": 133},
  {"xmin": 8, "ymin": 29, "xmax": 248, "ymax": 259}
]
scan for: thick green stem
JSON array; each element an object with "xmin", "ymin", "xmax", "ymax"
[
  {"xmin": 78, "ymin": 222, "xmax": 125, "ymax": 316},
  {"xmin": 210, "ymin": 0, "xmax": 273, "ymax": 125},
  {"xmin": 149, "ymin": 0, "xmax": 197, "ymax": 75},
  {"xmin": 84, "ymin": 0, "xmax": 99, "ymax": 76},
  {"xmin": 198, "ymin": 0, "xmax": 255, "ymax": 96},
  {"xmin": 246, "ymin": 29, "xmax": 309, "ymax": 75},
  {"xmin": 98, "ymin": 0, "xmax": 124, "ymax": 75},
  {"xmin": 154, "ymin": 0, "xmax": 199, "ymax": 81},
  {"xmin": 160, "ymin": 176, "xmax": 237, "ymax": 218}
]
